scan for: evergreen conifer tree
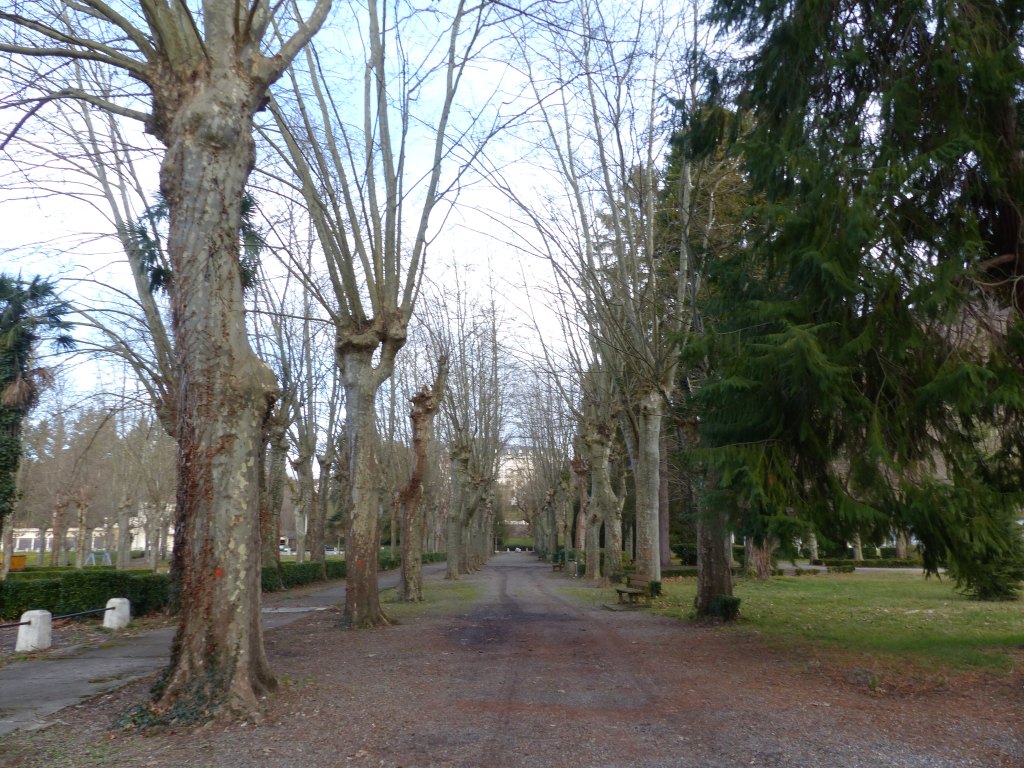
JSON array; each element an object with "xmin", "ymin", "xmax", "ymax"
[{"xmin": 699, "ymin": 0, "xmax": 1024, "ymax": 598}]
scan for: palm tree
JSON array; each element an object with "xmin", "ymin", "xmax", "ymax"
[{"xmin": 0, "ymin": 274, "xmax": 74, "ymax": 546}]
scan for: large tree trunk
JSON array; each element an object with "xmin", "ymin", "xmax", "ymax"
[
  {"xmin": 292, "ymin": 448, "xmax": 316, "ymax": 566},
  {"xmin": 683, "ymin": 413, "xmax": 735, "ymax": 615},
  {"xmin": 116, "ymin": 499, "xmax": 132, "ymax": 570},
  {"xmin": 75, "ymin": 501, "xmax": 89, "ymax": 569},
  {"xmin": 584, "ymin": 427, "xmax": 615, "ymax": 583},
  {"xmin": 50, "ymin": 500, "xmax": 67, "ymax": 567},
  {"xmin": 1, "ymin": 523, "xmax": 13, "ymax": 580},
  {"xmin": 894, "ymin": 530, "xmax": 909, "ymax": 559},
  {"xmin": 852, "ymin": 532, "xmax": 865, "ymax": 561},
  {"xmin": 745, "ymin": 536, "xmax": 776, "ymax": 580},
  {"xmin": 260, "ymin": 407, "xmax": 288, "ymax": 570},
  {"xmin": 695, "ymin": 502, "xmax": 734, "ymax": 616},
  {"xmin": 399, "ymin": 362, "xmax": 446, "ymax": 602},
  {"xmin": 154, "ymin": 71, "xmax": 279, "ymax": 718},
  {"xmin": 340, "ymin": 350, "xmax": 388, "ymax": 628},
  {"xmin": 634, "ymin": 390, "xmax": 662, "ymax": 584},
  {"xmin": 36, "ymin": 526, "xmax": 47, "ymax": 567},
  {"xmin": 446, "ymin": 447, "xmax": 472, "ymax": 579},
  {"xmin": 659, "ymin": 428, "xmax": 673, "ymax": 570},
  {"xmin": 571, "ymin": 454, "xmax": 589, "ymax": 575}
]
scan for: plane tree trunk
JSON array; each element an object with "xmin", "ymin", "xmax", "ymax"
[
  {"xmin": 153, "ymin": 70, "xmax": 281, "ymax": 716},
  {"xmin": 398, "ymin": 359, "xmax": 447, "ymax": 602}
]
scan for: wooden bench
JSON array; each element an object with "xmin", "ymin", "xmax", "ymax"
[
  {"xmin": 552, "ymin": 560, "xmax": 564, "ymax": 571},
  {"xmin": 615, "ymin": 574, "xmax": 651, "ymax": 605}
]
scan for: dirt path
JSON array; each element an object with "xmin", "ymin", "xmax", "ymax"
[{"xmin": 0, "ymin": 552, "xmax": 1020, "ymax": 767}]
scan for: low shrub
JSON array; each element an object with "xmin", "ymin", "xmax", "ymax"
[
  {"xmin": 279, "ymin": 561, "xmax": 325, "ymax": 588},
  {"xmin": 818, "ymin": 558, "xmax": 921, "ymax": 568},
  {"xmin": 672, "ymin": 543, "xmax": 698, "ymax": 566},
  {"xmin": 828, "ymin": 565, "xmax": 856, "ymax": 574},
  {"xmin": 708, "ymin": 594, "xmax": 741, "ymax": 621},
  {"xmin": 0, "ymin": 571, "xmax": 170, "ymax": 620},
  {"xmin": 125, "ymin": 574, "xmax": 170, "ymax": 615},
  {"xmin": 57, "ymin": 570, "xmax": 133, "ymax": 615},
  {"xmin": 0, "ymin": 579, "xmax": 62, "ymax": 619},
  {"xmin": 325, "ymin": 559, "xmax": 347, "ymax": 579},
  {"xmin": 261, "ymin": 565, "xmax": 285, "ymax": 593}
]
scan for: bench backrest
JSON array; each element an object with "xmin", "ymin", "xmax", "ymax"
[{"xmin": 626, "ymin": 574, "xmax": 650, "ymax": 592}]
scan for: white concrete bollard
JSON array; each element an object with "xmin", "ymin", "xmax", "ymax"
[
  {"xmin": 103, "ymin": 598, "xmax": 130, "ymax": 630},
  {"xmin": 15, "ymin": 610, "xmax": 52, "ymax": 652}
]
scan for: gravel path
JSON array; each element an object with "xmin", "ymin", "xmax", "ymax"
[{"xmin": 0, "ymin": 552, "xmax": 1020, "ymax": 767}]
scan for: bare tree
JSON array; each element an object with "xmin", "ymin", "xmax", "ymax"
[
  {"xmin": 489, "ymin": 0, "xmax": 727, "ymax": 590},
  {"xmin": 1, "ymin": 0, "xmax": 331, "ymax": 720},
  {"xmin": 426, "ymin": 283, "xmax": 510, "ymax": 578},
  {"xmin": 397, "ymin": 354, "xmax": 448, "ymax": 601},
  {"xmin": 264, "ymin": 0, "xmax": 516, "ymax": 626}
]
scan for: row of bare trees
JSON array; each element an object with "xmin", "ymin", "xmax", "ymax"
[{"xmin": 1, "ymin": 0, "xmax": 732, "ymax": 722}]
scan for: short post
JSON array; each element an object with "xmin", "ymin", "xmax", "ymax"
[
  {"xmin": 103, "ymin": 598, "xmax": 130, "ymax": 630},
  {"xmin": 15, "ymin": 610, "xmax": 52, "ymax": 652}
]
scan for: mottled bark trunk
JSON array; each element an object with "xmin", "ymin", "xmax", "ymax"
[
  {"xmin": 446, "ymin": 448, "xmax": 471, "ymax": 579},
  {"xmin": 37, "ymin": 526, "xmax": 47, "ymax": 566},
  {"xmin": 260, "ymin": 409, "xmax": 288, "ymax": 569},
  {"xmin": 635, "ymin": 390, "xmax": 662, "ymax": 584},
  {"xmin": 399, "ymin": 364, "xmax": 446, "ymax": 601},
  {"xmin": 154, "ymin": 71, "xmax": 279, "ymax": 717},
  {"xmin": 571, "ymin": 454, "xmax": 588, "ymax": 573},
  {"xmin": 659, "ymin": 428, "xmax": 672, "ymax": 570},
  {"xmin": 586, "ymin": 429, "xmax": 621, "ymax": 581},
  {"xmin": 383, "ymin": 495, "xmax": 394, "ymax": 559},
  {"xmin": 1, "ymin": 524, "xmax": 13, "ymax": 580},
  {"xmin": 895, "ymin": 530, "xmax": 909, "ymax": 559},
  {"xmin": 745, "ymin": 536, "xmax": 775, "ymax": 580},
  {"xmin": 581, "ymin": 438, "xmax": 603, "ymax": 583},
  {"xmin": 146, "ymin": 514, "xmax": 160, "ymax": 571},
  {"xmin": 852, "ymin": 532, "xmax": 864, "ymax": 561},
  {"xmin": 446, "ymin": 463, "xmax": 464, "ymax": 580},
  {"xmin": 293, "ymin": 450, "xmax": 316, "ymax": 566},
  {"xmin": 50, "ymin": 501, "xmax": 66, "ymax": 567},
  {"xmin": 807, "ymin": 531, "xmax": 819, "ymax": 562},
  {"xmin": 340, "ymin": 351, "xmax": 388, "ymax": 628},
  {"xmin": 117, "ymin": 499, "xmax": 132, "ymax": 573},
  {"xmin": 75, "ymin": 501, "xmax": 89, "ymax": 569}
]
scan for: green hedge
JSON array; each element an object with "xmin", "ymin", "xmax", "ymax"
[
  {"xmin": 0, "ymin": 572, "xmax": 170, "ymax": 620},
  {"xmin": 816, "ymin": 558, "xmax": 922, "ymax": 568},
  {"xmin": 325, "ymin": 559, "xmax": 347, "ymax": 579},
  {"xmin": 127, "ymin": 574, "xmax": 171, "ymax": 615},
  {"xmin": 4, "ymin": 551, "xmax": 447, "ymax": 618},
  {"xmin": 57, "ymin": 571, "xmax": 133, "ymax": 615},
  {"xmin": 0, "ymin": 579, "xmax": 62, "ymax": 619},
  {"xmin": 6, "ymin": 567, "xmax": 117, "ymax": 580}
]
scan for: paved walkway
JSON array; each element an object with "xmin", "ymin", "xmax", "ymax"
[{"xmin": 0, "ymin": 562, "xmax": 447, "ymax": 737}]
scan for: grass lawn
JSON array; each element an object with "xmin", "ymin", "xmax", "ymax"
[
  {"xmin": 382, "ymin": 578, "xmax": 485, "ymax": 620},
  {"xmin": 655, "ymin": 572, "xmax": 1024, "ymax": 675}
]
